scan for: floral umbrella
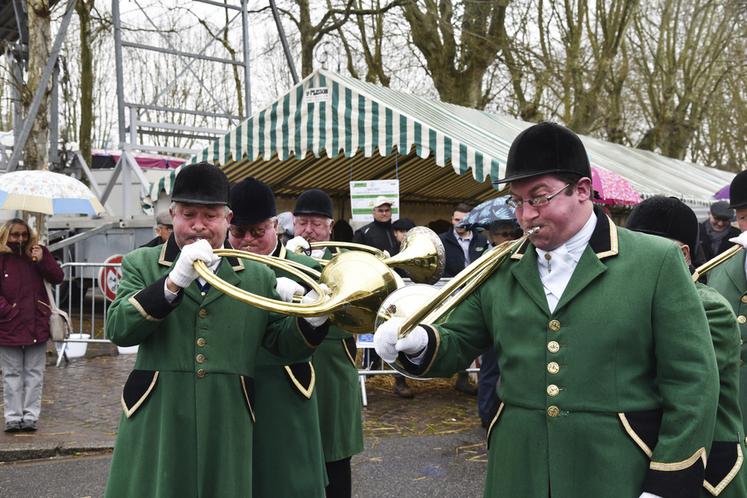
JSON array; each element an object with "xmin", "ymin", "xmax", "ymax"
[
  {"xmin": 0, "ymin": 170, "xmax": 104, "ymax": 216},
  {"xmin": 457, "ymin": 196, "xmax": 516, "ymax": 230},
  {"xmin": 591, "ymin": 166, "xmax": 640, "ymax": 206}
]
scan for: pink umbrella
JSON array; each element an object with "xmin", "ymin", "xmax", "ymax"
[{"xmin": 591, "ymin": 166, "xmax": 640, "ymax": 206}]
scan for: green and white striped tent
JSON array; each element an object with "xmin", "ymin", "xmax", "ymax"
[{"xmin": 145, "ymin": 69, "xmax": 734, "ymax": 216}]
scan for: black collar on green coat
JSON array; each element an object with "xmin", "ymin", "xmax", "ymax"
[
  {"xmin": 510, "ymin": 205, "xmax": 619, "ymax": 261},
  {"xmin": 157, "ymin": 233, "xmax": 245, "ymax": 271}
]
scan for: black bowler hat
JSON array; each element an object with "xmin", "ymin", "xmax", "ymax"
[
  {"xmin": 230, "ymin": 178, "xmax": 277, "ymax": 225},
  {"xmin": 626, "ymin": 196, "xmax": 698, "ymax": 255},
  {"xmin": 171, "ymin": 162, "xmax": 230, "ymax": 205},
  {"xmin": 495, "ymin": 122, "xmax": 591, "ymax": 184},
  {"xmin": 294, "ymin": 189, "xmax": 333, "ymax": 219},
  {"xmin": 729, "ymin": 171, "xmax": 747, "ymax": 209}
]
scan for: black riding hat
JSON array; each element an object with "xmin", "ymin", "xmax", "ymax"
[
  {"xmin": 626, "ymin": 196, "xmax": 698, "ymax": 255},
  {"xmin": 294, "ymin": 189, "xmax": 334, "ymax": 219},
  {"xmin": 229, "ymin": 177, "xmax": 277, "ymax": 225},
  {"xmin": 495, "ymin": 122, "xmax": 591, "ymax": 184},
  {"xmin": 171, "ymin": 162, "xmax": 230, "ymax": 206},
  {"xmin": 729, "ymin": 170, "xmax": 747, "ymax": 209}
]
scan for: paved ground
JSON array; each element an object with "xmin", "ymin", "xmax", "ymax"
[{"xmin": 0, "ymin": 347, "xmax": 488, "ymax": 496}]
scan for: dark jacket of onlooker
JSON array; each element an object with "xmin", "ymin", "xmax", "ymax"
[
  {"xmin": 698, "ymin": 220, "xmax": 740, "ymax": 263},
  {"xmin": 439, "ymin": 229, "xmax": 489, "ymax": 278},
  {"xmin": 353, "ymin": 220, "xmax": 399, "ymax": 256},
  {"xmin": 0, "ymin": 246, "xmax": 64, "ymax": 346}
]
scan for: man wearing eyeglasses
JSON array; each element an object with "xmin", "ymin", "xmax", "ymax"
[
  {"xmin": 228, "ymin": 178, "xmax": 328, "ymax": 498},
  {"xmin": 373, "ymin": 122, "xmax": 718, "ymax": 498}
]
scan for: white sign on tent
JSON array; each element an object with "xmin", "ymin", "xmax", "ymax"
[{"xmin": 349, "ymin": 179, "xmax": 400, "ymax": 222}]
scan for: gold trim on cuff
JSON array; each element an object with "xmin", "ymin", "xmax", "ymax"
[
  {"xmin": 421, "ymin": 325, "xmax": 442, "ymax": 375},
  {"xmin": 650, "ymin": 447, "xmax": 706, "ymax": 471},
  {"xmin": 128, "ymin": 295, "xmax": 160, "ymax": 321}
]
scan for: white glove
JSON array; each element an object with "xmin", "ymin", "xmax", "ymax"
[
  {"xmin": 285, "ymin": 236, "xmax": 310, "ymax": 254},
  {"xmin": 169, "ymin": 239, "xmax": 219, "ymax": 289},
  {"xmin": 301, "ymin": 285, "xmax": 330, "ymax": 328},
  {"xmin": 374, "ymin": 317, "xmax": 428, "ymax": 364},
  {"xmin": 275, "ymin": 277, "xmax": 305, "ymax": 303},
  {"xmin": 729, "ymin": 231, "xmax": 747, "ymax": 248},
  {"xmin": 639, "ymin": 493, "xmax": 663, "ymax": 498}
]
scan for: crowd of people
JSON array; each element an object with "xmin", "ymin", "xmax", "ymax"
[{"xmin": 2, "ymin": 121, "xmax": 747, "ymax": 498}]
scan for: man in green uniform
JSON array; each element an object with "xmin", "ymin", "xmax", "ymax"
[
  {"xmin": 286, "ymin": 189, "xmax": 364, "ymax": 498},
  {"xmin": 707, "ymin": 169, "xmax": 747, "ymax": 437},
  {"xmin": 627, "ymin": 196, "xmax": 747, "ymax": 498},
  {"xmin": 374, "ymin": 122, "xmax": 719, "ymax": 498},
  {"xmin": 104, "ymin": 163, "xmax": 328, "ymax": 498},
  {"xmin": 228, "ymin": 178, "xmax": 327, "ymax": 498}
]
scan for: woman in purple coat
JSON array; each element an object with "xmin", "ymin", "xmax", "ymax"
[{"xmin": 0, "ymin": 218, "xmax": 63, "ymax": 432}]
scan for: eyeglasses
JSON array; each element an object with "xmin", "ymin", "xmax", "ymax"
[
  {"xmin": 507, "ymin": 183, "xmax": 571, "ymax": 209},
  {"xmin": 229, "ymin": 225, "xmax": 270, "ymax": 239},
  {"xmin": 8, "ymin": 231, "xmax": 29, "ymax": 239}
]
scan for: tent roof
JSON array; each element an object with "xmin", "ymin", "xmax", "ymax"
[{"xmin": 145, "ymin": 69, "xmax": 733, "ymax": 210}]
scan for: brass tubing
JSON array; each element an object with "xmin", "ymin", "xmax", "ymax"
[{"xmin": 396, "ymin": 229, "xmax": 538, "ymax": 339}]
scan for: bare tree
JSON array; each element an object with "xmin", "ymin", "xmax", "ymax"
[
  {"xmin": 76, "ymin": 0, "xmax": 95, "ymax": 166},
  {"xmin": 24, "ymin": 0, "xmax": 52, "ymax": 170}
]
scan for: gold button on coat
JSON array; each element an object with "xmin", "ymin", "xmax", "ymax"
[
  {"xmin": 547, "ymin": 405, "xmax": 560, "ymax": 417},
  {"xmin": 738, "ymin": 315, "xmax": 747, "ymax": 325},
  {"xmin": 547, "ymin": 362, "xmax": 560, "ymax": 374},
  {"xmin": 741, "ymin": 295, "xmax": 747, "ymax": 304},
  {"xmin": 548, "ymin": 320, "xmax": 561, "ymax": 332},
  {"xmin": 547, "ymin": 341, "xmax": 560, "ymax": 353},
  {"xmin": 196, "ymin": 338, "xmax": 206, "ymax": 347},
  {"xmin": 547, "ymin": 384, "xmax": 560, "ymax": 396},
  {"xmin": 199, "ymin": 308, "xmax": 208, "ymax": 318},
  {"xmin": 196, "ymin": 369, "xmax": 206, "ymax": 378},
  {"xmin": 196, "ymin": 353, "xmax": 205, "ymax": 363}
]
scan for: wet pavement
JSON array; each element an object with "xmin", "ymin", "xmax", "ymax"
[{"xmin": 0, "ymin": 346, "xmax": 488, "ymax": 466}]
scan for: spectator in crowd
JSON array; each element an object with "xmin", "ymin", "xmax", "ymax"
[
  {"xmin": 140, "ymin": 211, "xmax": 173, "ymax": 248},
  {"xmin": 439, "ymin": 203, "xmax": 489, "ymax": 395},
  {"xmin": 440, "ymin": 203, "xmax": 490, "ymax": 278},
  {"xmin": 0, "ymin": 218, "xmax": 64, "ymax": 432},
  {"xmin": 699, "ymin": 201, "xmax": 739, "ymax": 263},
  {"xmin": 352, "ymin": 196, "xmax": 399, "ymax": 257},
  {"xmin": 486, "ymin": 219, "xmax": 523, "ymax": 248},
  {"xmin": 392, "ymin": 218, "xmax": 416, "ymax": 244}
]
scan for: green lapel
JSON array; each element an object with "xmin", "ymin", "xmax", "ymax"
[
  {"xmin": 725, "ymin": 250, "xmax": 747, "ymax": 293},
  {"xmin": 509, "ymin": 244, "xmax": 551, "ymax": 316},
  {"xmin": 552, "ymin": 246, "xmax": 608, "ymax": 314}
]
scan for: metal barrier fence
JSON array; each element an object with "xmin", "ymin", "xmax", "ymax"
[{"xmin": 54, "ymin": 262, "xmax": 122, "ymax": 366}]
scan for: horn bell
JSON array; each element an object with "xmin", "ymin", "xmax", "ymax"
[{"xmin": 383, "ymin": 226, "xmax": 445, "ymax": 284}]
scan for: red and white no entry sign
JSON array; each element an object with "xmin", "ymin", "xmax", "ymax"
[{"xmin": 98, "ymin": 254, "xmax": 123, "ymax": 302}]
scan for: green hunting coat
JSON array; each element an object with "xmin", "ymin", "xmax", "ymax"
[
  {"xmin": 313, "ymin": 247, "xmax": 364, "ymax": 463},
  {"xmin": 707, "ymin": 250, "xmax": 747, "ymax": 436},
  {"xmin": 696, "ymin": 283, "xmax": 747, "ymax": 498},
  {"xmin": 251, "ymin": 244, "xmax": 327, "ymax": 498},
  {"xmin": 104, "ymin": 236, "xmax": 326, "ymax": 498},
  {"xmin": 397, "ymin": 212, "xmax": 719, "ymax": 498}
]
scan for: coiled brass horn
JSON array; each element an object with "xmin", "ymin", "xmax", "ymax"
[
  {"xmin": 294, "ymin": 227, "xmax": 446, "ymax": 284},
  {"xmin": 377, "ymin": 228, "xmax": 539, "ymax": 340},
  {"xmin": 194, "ymin": 249, "xmax": 401, "ymax": 334}
]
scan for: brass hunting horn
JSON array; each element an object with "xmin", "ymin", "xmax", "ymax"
[{"xmin": 294, "ymin": 227, "xmax": 446, "ymax": 284}]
